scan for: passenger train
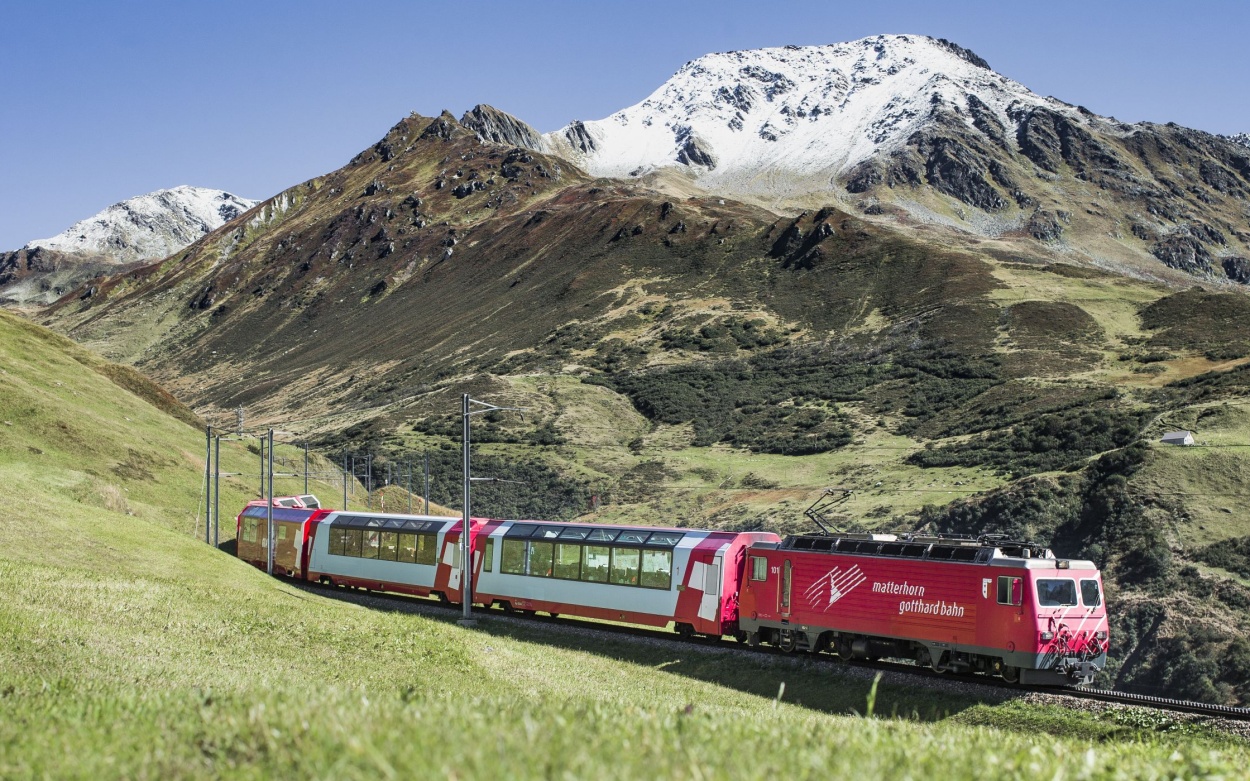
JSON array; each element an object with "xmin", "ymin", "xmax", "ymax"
[{"xmin": 236, "ymin": 497, "xmax": 1108, "ymax": 685}]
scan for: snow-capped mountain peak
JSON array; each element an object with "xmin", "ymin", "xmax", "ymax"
[
  {"xmin": 24, "ymin": 185, "xmax": 257, "ymax": 263},
  {"xmin": 542, "ymin": 35, "xmax": 1095, "ymax": 198},
  {"xmin": 1228, "ymin": 132, "xmax": 1250, "ymax": 149}
]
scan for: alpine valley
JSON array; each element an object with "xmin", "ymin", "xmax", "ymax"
[{"xmin": 26, "ymin": 35, "xmax": 1250, "ymax": 704}]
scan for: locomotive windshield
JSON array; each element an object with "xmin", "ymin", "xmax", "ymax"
[
  {"xmin": 1036, "ymin": 578, "xmax": 1078, "ymax": 607},
  {"xmin": 1080, "ymin": 579, "xmax": 1101, "ymax": 607}
]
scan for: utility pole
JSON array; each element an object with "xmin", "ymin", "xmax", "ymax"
[
  {"xmin": 259, "ymin": 435, "xmax": 266, "ymax": 498},
  {"xmin": 204, "ymin": 425, "xmax": 212, "ymax": 544},
  {"xmin": 342, "ymin": 452, "xmax": 349, "ymax": 510},
  {"xmin": 213, "ymin": 434, "xmax": 221, "ymax": 548},
  {"xmin": 303, "ymin": 442, "xmax": 309, "ymax": 495},
  {"xmin": 366, "ymin": 455, "xmax": 373, "ymax": 509},
  {"xmin": 266, "ymin": 428, "xmax": 274, "ymax": 576},
  {"xmin": 461, "ymin": 394, "xmax": 526, "ymax": 625},
  {"xmin": 406, "ymin": 458, "xmax": 412, "ymax": 515},
  {"xmin": 424, "ymin": 451, "xmax": 430, "ymax": 515}
]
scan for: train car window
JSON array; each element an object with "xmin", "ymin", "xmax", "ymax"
[
  {"xmin": 328, "ymin": 527, "xmax": 345, "ymax": 556},
  {"xmin": 415, "ymin": 533, "xmax": 437, "ymax": 566},
  {"xmin": 558, "ymin": 527, "xmax": 591, "ymax": 540},
  {"xmin": 610, "ymin": 548, "xmax": 640, "ymax": 585},
  {"xmin": 1037, "ymin": 579, "xmax": 1078, "ymax": 607},
  {"xmin": 996, "ymin": 576, "xmax": 1023, "ymax": 606},
  {"xmin": 501, "ymin": 539, "xmax": 528, "ymax": 575},
  {"xmin": 645, "ymin": 532, "xmax": 683, "ymax": 547},
  {"xmin": 640, "ymin": 549, "xmax": 672, "ymax": 589},
  {"xmin": 750, "ymin": 556, "xmax": 767, "ymax": 581},
  {"xmin": 1080, "ymin": 579, "xmax": 1101, "ymax": 607},
  {"xmin": 586, "ymin": 529, "xmax": 619, "ymax": 543},
  {"xmin": 616, "ymin": 530, "xmax": 648, "ymax": 545},
  {"xmin": 482, "ymin": 539, "xmax": 494, "ymax": 573},
  {"xmin": 505, "ymin": 523, "xmax": 538, "ymax": 538},
  {"xmin": 344, "ymin": 529, "xmax": 363, "ymax": 558},
  {"xmin": 581, "ymin": 545, "xmax": 610, "ymax": 582},
  {"xmin": 362, "ymin": 531, "xmax": 380, "ymax": 560},
  {"xmin": 535, "ymin": 526, "xmax": 563, "ymax": 539},
  {"xmin": 529, "ymin": 541, "xmax": 554, "ymax": 577},
  {"xmin": 553, "ymin": 543, "xmax": 581, "ymax": 579},
  {"xmin": 379, "ymin": 532, "xmax": 399, "ymax": 562},
  {"xmin": 398, "ymin": 533, "xmax": 417, "ymax": 563}
]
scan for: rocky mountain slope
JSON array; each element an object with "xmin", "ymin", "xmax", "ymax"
[
  {"xmin": 534, "ymin": 35, "xmax": 1250, "ymax": 285},
  {"xmin": 31, "ymin": 45, "xmax": 1250, "ymax": 706},
  {"xmin": 1, "ymin": 186, "xmax": 255, "ymax": 305}
]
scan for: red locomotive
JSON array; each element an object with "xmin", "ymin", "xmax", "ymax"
[
  {"xmin": 738, "ymin": 532, "xmax": 1108, "ymax": 685},
  {"xmin": 236, "ymin": 495, "xmax": 1108, "ymax": 685}
]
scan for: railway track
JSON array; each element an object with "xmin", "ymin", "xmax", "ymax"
[
  {"xmin": 1065, "ymin": 686, "xmax": 1250, "ymax": 721},
  {"xmin": 305, "ymin": 581, "xmax": 1250, "ymax": 724}
]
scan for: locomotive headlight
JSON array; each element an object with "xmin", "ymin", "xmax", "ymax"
[
  {"xmin": 1095, "ymin": 631, "xmax": 1107, "ymax": 641},
  {"xmin": 1041, "ymin": 631, "xmax": 1055, "ymax": 642}
]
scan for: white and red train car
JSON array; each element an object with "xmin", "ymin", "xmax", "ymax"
[
  {"xmin": 739, "ymin": 533, "xmax": 1109, "ymax": 685},
  {"xmin": 306, "ymin": 511, "xmax": 478, "ymax": 602},
  {"xmin": 472, "ymin": 520, "xmax": 778, "ymax": 637}
]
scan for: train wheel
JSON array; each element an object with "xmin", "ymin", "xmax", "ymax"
[
  {"xmin": 1002, "ymin": 666, "xmax": 1021, "ymax": 684},
  {"xmin": 497, "ymin": 600, "xmax": 516, "ymax": 613},
  {"xmin": 836, "ymin": 638, "xmax": 854, "ymax": 661},
  {"xmin": 778, "ymin": 630, "xmax": 797, "ymax": 653},
  {"xmin": 931, "ymin": 652, "xmax": 951, "ymax": 674},
  {"xmin": 732, "ymin": 630, "xmax": 748, "ymax": 644},
  {"xmin": 676, "ymin": 623, "xmax": 695, "ymax": 640}
]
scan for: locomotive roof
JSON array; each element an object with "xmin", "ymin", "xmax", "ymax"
[{"xmin": 774, "ymin": 533, "xmax": 1097, "ymax": 570}]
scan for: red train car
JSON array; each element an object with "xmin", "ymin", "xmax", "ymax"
[
  {"xmin": 235, "ymin": 501, "xmax": 330, "ymax": 578},
  {"xmin": 472, "ymin": 520, "xmax": 779, "ymax": 638},
  {"xmin": 739, "ymin": 533, "xmax": 1108, "ymax": 685}
]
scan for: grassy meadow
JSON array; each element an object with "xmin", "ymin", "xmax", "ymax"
[{"xmin": 2, "ymin": 309, "xmax": 1250, "ymax": 777}]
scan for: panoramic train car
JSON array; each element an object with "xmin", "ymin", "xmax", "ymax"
[
  {"xmin": 738, "ymin": 533, "xmax": 1109, "ymax": 685},
  {"xmin": 235, "ymin": 501, "xmax": 330, "ymax": 578},
  {"xmin": 472, "ymin": 520, "xmax": 781, "ymax": 638},
  {"xmin": 306, "ymin": 511, "xmax": 482, "ymax": 604}
]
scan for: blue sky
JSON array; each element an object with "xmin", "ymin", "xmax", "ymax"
[{"xmin": 1, "ymin": 0, "xmax": 1247, "ymax": 249}]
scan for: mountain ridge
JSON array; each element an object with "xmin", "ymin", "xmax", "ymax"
[
  {"xmin": 1, "ymin": 185, "xmax": 257, "ymax": 306},
  {"xmin": 22, "ymin": 185, "xmax": 257, "ymax": 263},
  {"xmin": 512, "ymin": 35, "xmax": 1250, "ymax": 284}
]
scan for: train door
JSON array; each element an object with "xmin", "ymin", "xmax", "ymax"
[
  {"xmin": 702, "ymin": 553, "xmax": 723, "ymax": 631},
  {"xmin": 779, "ymin": 559, "xmax": 792, "ymax": 619}
]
